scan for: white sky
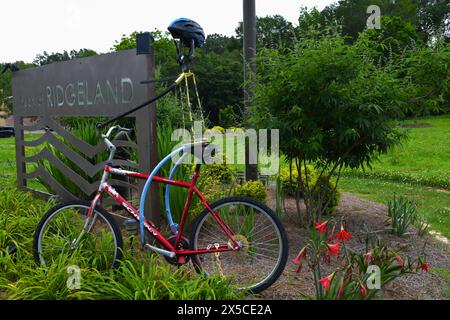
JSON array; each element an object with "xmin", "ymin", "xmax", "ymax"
[{"xmin": 0, "ymin": 0, "xmax": 335, "ymax": 63}]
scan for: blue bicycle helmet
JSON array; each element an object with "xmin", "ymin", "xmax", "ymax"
[{"xmin": 168, "ymin": 18, "xmax": 205, "ymax": 48}]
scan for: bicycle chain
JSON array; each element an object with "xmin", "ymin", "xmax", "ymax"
[{"xmin": 208, "ymin": 243, "xmax": 225, "ymax": 278}]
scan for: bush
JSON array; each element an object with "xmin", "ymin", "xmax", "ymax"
[
  {"xmin": 233, "ymin": 180, "xmax": 268, "ymax": 203},
  {"xmin": 199, "ymin": 163, "xmax": 235, "ymax": 186},
  {"xmin": 310, "ymin": 175, "xmax": 341, "ymax": 215},
  {"xmin": 279, "ymin": 165, "xmax": 315, "ymax": 197},
  {"xmin": 279, "ymin": 166, "xmax": 340, "ymax": 215},
  {"xmin": 211, "ymin": 126, "xmax": 226, "ymax": 134}
]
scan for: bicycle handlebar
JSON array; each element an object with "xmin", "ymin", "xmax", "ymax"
[{"xmin": 101, "ymin": 125, "xmax": 133, "ymax": 140}]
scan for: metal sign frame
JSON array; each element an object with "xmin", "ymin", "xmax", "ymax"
[{"xmin": 12, "ymin": 48, "xmax": 160, "ymax": 222}]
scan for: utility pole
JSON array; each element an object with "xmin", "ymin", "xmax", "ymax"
[{"xmin": 243, "ymin": 0, "xmax": 258, "ymax": 181}]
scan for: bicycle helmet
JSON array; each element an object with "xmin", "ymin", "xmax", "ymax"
[{"xmin": 168, "ymin": 18, "xmax": 205, "ymax": 48}]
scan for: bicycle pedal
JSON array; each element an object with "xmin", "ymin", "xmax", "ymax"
[{"xmin": 177, "ymin": 256, "xmax": 186, "ymax": 264}]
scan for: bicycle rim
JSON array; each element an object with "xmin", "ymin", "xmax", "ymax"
[
  {"xmin": 36, "ymin": 204, "xmax": 120, "ymax": 269},
  {"xmin": 192, "ymin": 199, "xmax": 286, "ymax": 292}
]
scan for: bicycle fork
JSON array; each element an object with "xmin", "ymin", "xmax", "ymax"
[{"xmin": 70, "ymin": 193, "xmax": 103, "ymax": 251}]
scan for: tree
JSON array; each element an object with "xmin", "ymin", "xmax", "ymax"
[
  {"xmin": 0, "ymin": 61, "xmax": 33, "ymax": 115},
  {"xmin": 248, "ymin": 34, "xmax": 405, "ymax": 224},
  {"xmin": 33, "ymin": 49, "xmax": 97, "ymax": 66},
  {"xmin": 297, "ymin": 6, "xmax": 341, "ymax": 36},
  {"xmin": 314, "ymin": 0, "xmax": 448, "ymax": 43},
  {"xmin": 112, "ymin": 29, "xmax": 178, "ymax": 78},
  {"xmin": 236, "ymin": 15, "xmax": 297, "ymax": 50},
  {"xmin": 203, "ymin": 34, "xmax": 241, "ymax": 54},
  {"xmin": 400, "ymin": 42, "xmax": 450, "ymax": 116},
  {"xmin": 194, "ymin": 49, "xmax": 243, "ymax": 124},
  {"xmin": 358, "ymin": 15, "xmax": 422, "ymax": 64},
  {"xmin": 417, "ymin": 0, "xmax": 450, "ymax": 41}
]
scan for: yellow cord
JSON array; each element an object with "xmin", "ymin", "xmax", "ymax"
[{"xmin": 172, "ymin": 71, "xmax": 206, "ymax": 136}]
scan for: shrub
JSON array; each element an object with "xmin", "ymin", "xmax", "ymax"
[
  {"xmin": 199, "ymin": 163, "xmax": 235, "ymax": 186},
  {"xmin": 233, "ymin": 180, "xmax": 267, "ymax": 203},
  {"xmin": 279, "ymin": 165, "xmax": 315, "ymax": 197},
  {"xmin": 210, "ymin": 126, "xmax": 226, "ymax": 134},
  {"xmin": 310, "ymin": 175, "xmax": 341, "ymax": 215},
  {"xmin": 188, "ymin": 162, "xmax": 236, "ymax": 218},
  {"xmin": 279, "ymin": 166, "xmax": 341, "ymax": 215}
]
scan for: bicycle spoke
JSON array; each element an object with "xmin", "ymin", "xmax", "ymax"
[{"xmin": 192, "ymin": 199, "xmax": 287, "ymax": 293}]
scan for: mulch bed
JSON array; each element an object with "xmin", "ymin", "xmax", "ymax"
[{"xmin": 259, "ymin": 192, "xmax": 450, "ymax": 300}]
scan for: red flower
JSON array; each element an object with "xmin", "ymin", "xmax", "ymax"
[
  {"xmin": 315, "ymin": 221, "xmax": 328, "ymax": 234},
  {"xmin": 395, "ymin": 255, "xmax": 404, "ymax": 268},
  {"xmin": 293, "ymin": 247, "xmax": 307, "ymax": 264},
  {"xmin": 293, "ymin": 247, "xmax": 307, "ymax": 273},
  {"xmin": 327, "ymin": 242, "xmax": 342, "ymax": 257},
  {"xmin": 336, "ymin": 226, "xmax": 352, "ymax": 241},
  {"xmin": 420, "ymin": 261, "xmax": 431, "ymax": 272},
  {"xmin": 319, "ymin": 274, "xmax": 334, "ymax": 292},
  {"xmin": 359, "ymin": 281, "xmax": 368, "ymax": 298}
]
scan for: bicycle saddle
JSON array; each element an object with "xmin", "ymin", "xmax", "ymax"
[{"xmin": 186, "ymin": 141, "xmax": 217, "ymax": 161}]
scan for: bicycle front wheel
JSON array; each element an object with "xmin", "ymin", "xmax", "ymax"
[
  {"xmin": 33, "ymin": 200, "xmax": 123, "ymax": 269},
  {"xmin": 190, "ymin": 196, "xmax": 288, "ymax": 294}
]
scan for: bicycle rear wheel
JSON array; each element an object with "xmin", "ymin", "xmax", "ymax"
[
  {"xmin": 33, "ymin": 200, "xmax": 123, "ymax": 269},
  {"xmin": 190, "ymin": 196, "xmax": 288, "ymax": 294}
]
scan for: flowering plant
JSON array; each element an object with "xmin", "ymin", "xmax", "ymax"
[{"xmin": 293, "ymin": 219, "xmax": 431, "ymax": 300}]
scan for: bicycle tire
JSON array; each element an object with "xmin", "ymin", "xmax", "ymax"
[
  {"xmin": 189, "ymin": 196, "xmax": 288, "ymax": 294},
  {"xmin": 33, "ymin": 200, "xmax": 123, "ymax": 268}
]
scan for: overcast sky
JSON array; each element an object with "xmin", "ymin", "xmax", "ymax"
[{"xmin": 0, "ymin": 0, "xmax": 336, "ymax": 63}]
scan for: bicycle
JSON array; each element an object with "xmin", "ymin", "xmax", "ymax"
[{"xmin": 33, "ymin": 19, "xmax": 288, "ymax": 293}]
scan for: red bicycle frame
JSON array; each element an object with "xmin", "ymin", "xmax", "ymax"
[{"xmin": 89, "ymin": 164, "xmax": 240, "ymax": 258}]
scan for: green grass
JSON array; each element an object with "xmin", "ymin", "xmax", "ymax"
[
  {"xmin": 0, "ymin": 134, "xmax": 44, "ymax": 191},
  {"xmin": 339, "ymin": 176, "xmax": 450, "ymax": 238},
  {"xmin": 342, "ymin": 114, "xmax": 450, "ymax": 189},
  {"xmin": 0, "ymin": 136, "xmax": 17, "ymax": 180},
  {"xmin": 0, "ymin": 185, "xmax": 243, "ymax": 300}
]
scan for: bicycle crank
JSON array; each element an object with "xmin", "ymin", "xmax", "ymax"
[{"xmin": 163, "ymin": 235, "xmax": 191, "ymax": 266}]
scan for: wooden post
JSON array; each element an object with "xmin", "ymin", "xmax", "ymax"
[{"xmin": 244, "ymin": 0, "xmax": 258, "ymax": 181}]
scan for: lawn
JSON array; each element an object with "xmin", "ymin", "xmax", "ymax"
[
  {"xmin": 0, "ymin": 133, "xmax": 43, "ymax": 191},
  {"xmin": 342, "ymin": 114, "xmax": 450, "ymax": 189},
  {"xmin": 339, "ymin": 114, "xmax": 450, "ymax": 238}
]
